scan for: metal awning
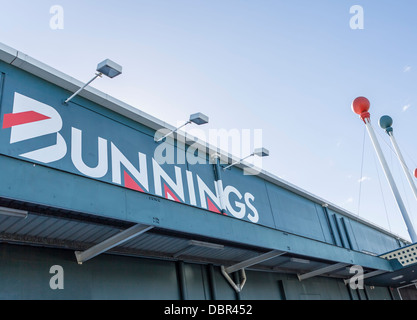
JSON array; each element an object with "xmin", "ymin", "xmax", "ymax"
[
  {"xmin": 365, "ymin": 244, "xmax": 417, "ymax": 288},
  {"xmin": 0, "ymin": 200, "xmax": 413, "ymax": 290}
]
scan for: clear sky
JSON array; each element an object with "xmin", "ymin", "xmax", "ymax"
[{"xmin": 1, "ymin": 0, "xmax": 417, "ymax": 241}]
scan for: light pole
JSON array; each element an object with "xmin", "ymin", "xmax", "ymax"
[
  {"xmin": 223, "ymin": 148, "xmax": 269, "ymax": 171},
  {"xmin": 64, "ymin": 59, "xmax": 122, "ymax": 105},
  {"xmin": 154, "ymin": 113, "xmax": 209, "ymax": 143}
]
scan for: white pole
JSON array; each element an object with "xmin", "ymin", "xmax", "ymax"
[
  {"xmin": 388, "ymin": 132, "xmax": 417, "ymax": 202},
  {"xmin": 365, "ymin": 119, "xmax": 417, "ymax": 242},
  {"xmin": 64, "ymin": 72, "xmax": 102, "ymax": 104},
  {"xmin": 223, "ymin": 154, "xmax": 253, "ymax": 171},
  {"xmin": 155, "ymin": 120, "xmax": 191, "ymax": 143}
]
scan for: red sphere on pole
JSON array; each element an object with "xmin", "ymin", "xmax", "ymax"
[
  {"xmin": 352, "ymin": 97, "xmax": 370, "ymax": 114},
  {"xmin": 352, "ymin": 97, "xmax": 371, "ymax": 123},
  {"xmin": 414, "ymin": 168, "xmax": 417, "ymax": 179}
]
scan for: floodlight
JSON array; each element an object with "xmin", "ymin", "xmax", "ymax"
[
  {"xmin": 96, "ymin": 59, "xmax": 122, "ymax": 78},
  {"xmin": 155, "ymin": 112, "xmax": 209, "ymax": 142},
  {"xmin": 253, "ymin": 147, "xmax": 269, "ymax": 157},
  {"xmin": 189, "ymin": 113, "xmax": 209, "ymax": 125},
  {"xmin": 64, "ymin": 59, "xmax": 122, "ymax": 105},
  {"xmin": 223, "ymin": 148, "xmax": 270, "ymax": 171}
]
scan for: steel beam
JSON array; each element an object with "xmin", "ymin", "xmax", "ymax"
[
  {"xmin": 343, "ymin": 269, "xmax": 388, "ymax": 285},
  {"xmin": 75, "ymin": 224, "xmax": 153, "ymax": 264},
  {"xmin": 221, "ymin": 266, "xmax": 247, "ymax": 293},
  {"xmin": 172, "ymin": 240, "xmax": 224, "ymax": 258},
  {"xmin": 0, "ymin": 155, "xmax": 398, "ymax": 272},
  {"xmin": 298, "ymin": 263, "xmax": 349, "ymax": 281},
  {"xmin": 224, "ymin": 250, "xmax": 286, "ymax": 274}
]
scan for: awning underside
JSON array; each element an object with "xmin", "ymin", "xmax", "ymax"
[{"xmin": 0, "ymin": 200, "xmax": 415, "ymax": 289}]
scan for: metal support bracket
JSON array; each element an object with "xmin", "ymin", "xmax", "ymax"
[
  {"xmin": 224, "ymin": 250, "xmax": 286, "ymax": 274},
  {"xmin": 221, "ymin": 266, "xmax": 247, "ymax": 293},
  {"xmin": 75, "ymin": 223, "xmax": 153, "ymax": 264},
  {"xmin": 172, "ymin": 240, "xmax": 224, "ymax": 258},
  {"xmin": 298, "ymin": 263, "xmax": 349, "ymax": 281},
  {"xmin": 343, "ymin": 269, "xmax": 387, "ymax": 285},
  {"xmin": 221, "ymin": 250, "xmax": 285, "ymax": 293}
]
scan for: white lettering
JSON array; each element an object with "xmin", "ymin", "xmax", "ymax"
[
  {"xmin": 152, "ymin": 159, "xmax": 184, "ymax": 202},
  {"xmin": 71, "ymin": 128, "xmax": 108, "ymax": 178},
  {"xmin": 197, "ymin": 175, "xmax": 222, "ymax": 210},
  {"xmin": 111, "ymin": 142, "xmax": 149, "ymax": 191},
  {"xmin": 223, "ymin": 186, "xmax": 246, "ymax": 219},
  {"xmin": 186, "ymin": 170, "xmax": 197, "ymax": 206},
  {"xmin": 11, "ymin": 92, "xmax": 67, "ymax": 163},
  {"xmin": 7, "ymin": 93, "xmax": 261, "ymax": 224},
  {"xmin": 245, "ymin": 193, "xmax": 259, "ymax": 223}
]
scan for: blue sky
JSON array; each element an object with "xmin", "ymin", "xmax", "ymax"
[{"xmin": 1, "ymin": 0, "xmax": 417, "ymax": 240}]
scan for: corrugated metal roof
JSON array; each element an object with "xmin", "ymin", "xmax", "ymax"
[
  {"xmin": 5, "ymin": 209, "xmax": 416, "ymax": 288},
  {"xmin": 0, "ymin": 214, "xmax": 120, "ymax": 244},
  {"xmin": 0, "ymin": 212, "xmax": 263, "ymax": 266}
]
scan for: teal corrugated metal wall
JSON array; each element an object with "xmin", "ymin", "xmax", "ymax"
[{"xmin": 0, "ymin": 244, "xmax": 395, "ymax": 300}]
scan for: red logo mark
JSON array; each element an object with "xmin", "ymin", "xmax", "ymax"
[{"xmin": 3, "ymin": 111, "xmax": 50, "ymax": 129}]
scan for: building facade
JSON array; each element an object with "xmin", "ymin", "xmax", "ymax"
[{"xmin": 0, "ymin": 43, "xmax": 416, "ymax": 300}]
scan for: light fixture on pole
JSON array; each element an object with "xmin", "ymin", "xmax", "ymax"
[
  {"xmin": 352, "ymin": 97, "xmax": 417, "ymax": 243},
  {"xmin": 223, "ymin": 147, "xmax": 269, "ymax": 171},
  {"xmin": 155, "ymin": 112, "xmax": 209, "ymax": 143},
  {"xmin": 64, "ymin": 59, "xmax": 122, "ymax": 105},
  {"xmin": 379, "ymin": 115, "xmax": 417, "ymax": 202},
  {"xmin": 0, "ymin": 206, "xmax": 28, "ymax": 219}
]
